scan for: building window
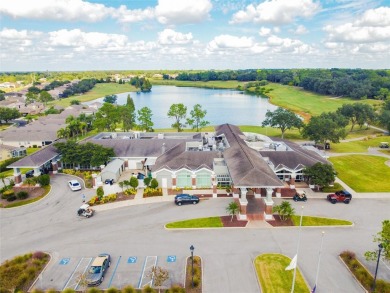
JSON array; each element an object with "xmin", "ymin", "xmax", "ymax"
[
  {"xmin": 217, "ymin": 174, "xmax": 231, "ymax": 187},
  {"xmin": 196, "ymin": 174, "xmax": 211, "ymax": 188},
  {"xmin": 177, "ymin": 171, "xmax": 192, "ymax": 188}
]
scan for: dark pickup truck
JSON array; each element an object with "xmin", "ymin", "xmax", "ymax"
[{"xmin": 327, "ymin": 190, "xmax": 352, "ymax": 204}]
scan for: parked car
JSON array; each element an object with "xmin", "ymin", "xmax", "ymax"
[
  {"xmin": 105, "ymin": 179, "xmax": 114, "ymax": 185},
  {"xmin": 174, "ymin": 194, "xmax": 200, "ymax": 206},
  {"xmin": 379, "ymin": 142, "xmax": 389, "ymax": 148},
  {"xmin": 293, "ymin": 190, "xmax": 307, "ymax": 202},
  {"xmin": 86, "ymin": 253, "xmax": 111, "ymax": 286},
  {"xmin": 25, "ymin": 170, "xmax": 34, "ymax": 178},
  {"xmin": 327, "ymin": 190, "xmax": 352, "ymax": 204},
  {"xmin": 77, "ymin": 204, "xmax": 94, "ymax": 218},
  {"xmin": 68, "ymin": 180, "xmax": 82, "ymax": 191}
]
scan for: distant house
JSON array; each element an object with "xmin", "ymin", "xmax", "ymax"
[
  {"xmin": 0, "ymin": 144, "xmax": 26, "ymax": 160},
  {"xmin": 0, "ymin": 82, "xmax": 16, "ymax": 89},
  {"xmin": 8, "ymin": 102, "xmax": 45, "ymax": 115}
]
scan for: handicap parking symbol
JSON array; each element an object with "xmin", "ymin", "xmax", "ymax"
[
  {"xmin": 127, "ymin": 256, "xmax": 137, "ymax": 263},
  {"xmin": 59, "ymin": 258, "xmax": 70, "ymax": 265},
  {"xmin": 167, "ymin": 256, "xmax": 176, "ymax": 263}
]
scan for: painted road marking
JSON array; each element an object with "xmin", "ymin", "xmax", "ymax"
[
  {"xmin": 59, "ymin": 258, "xmax": 70, "ymax": 265},
  {"xmin": 128, "ymin": 256, "xmax": 137, "ymax": 264},
  {"xmin": 62, "ymin": 257, "xmax": 92, "ymax": 290},
  {"xmin": 137, "ymin": 256, "xmax": 157, "ymax": 289},
  {"xmin": 167, "ymin": 256, "xmax": 176, "ymax": 263},
  {"xmin": 108, "ymin": 256, "xmax": 122, "ymax": 288}
]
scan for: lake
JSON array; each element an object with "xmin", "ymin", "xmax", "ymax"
[{"xmin": 86, "ymin": 86, "xmax": 277, "ymax": 128}]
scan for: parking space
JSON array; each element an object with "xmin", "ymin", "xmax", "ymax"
[{"xmin": 32, "ymin": 254, "xmax": 185, "ymax": 291}]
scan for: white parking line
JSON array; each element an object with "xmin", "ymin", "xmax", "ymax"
[
  {"xmin": 137, "ymin": 256, "xmax": 158, "ymax": 289},
  {"xmin": 62, "ymin": 257, "xmax": 92, "ymax": 290}
]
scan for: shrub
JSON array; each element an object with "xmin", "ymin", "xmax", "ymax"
[
  {"xmin": 142, "ymin": 286, "xmax": 156, "ymax": 293},
  {"xmin": 144, "ymin": 177, "xmax": 151, "ymax": 187},
  {"xmin": 121, "ymin": 286, "xmax": 137, "ymax": 293},
  {"xmin": 87, "ymin": 288, "xmax": 101, "ymax": 293},
  {"xmin": 124, "ymin": 188, "xmax": 137, "ymax": 196},
  {"xmin": 6, "ymin": 195, "xmax": 16, "ymax": 202},
  {"xmin": 143, "ymin": 187, "xmax": 162, "ymax": 197},
  {"xmin": 97, "ymin": 186, "xmax": 104, "ymax": 200},
  {"xmin": 192, "ymin": 277, "xmax": 200, "ymax": 288},
  {"xmin": 130, "ymin": 176, "xmax": 139, "ymax": 189},
  {"xmin": 37, "ymin": 174, "xmax": 50, "ymax": 186},
  {"xmin": 1, "ymin": 189, "xmax": 14, "ymax": 199},
  {"xmin": 32, "ymin": 251, "xmax": 46, "ymax": 260},
  {"xmin": 121, "ymin": 286, "xmax": 136, "ymax": 293},
  {"xmin": 88, "ymin": 196, "xmax": 100, "ymax": 206},
  {"xmin": 62, "ymin": 289, "xmax": 76, "ymax": 293},
  {"xmin": 165, "ymin": 285, "xmax": 185, "ymax": 293},
  {"xmin": 16, "ymin": 191, "xmax": 29, "ymax": 200},
  {"xmin": 150, "ymin": 178, "xmax": 158, "ymax": 189},
  {"xmin": 106, "ymin": 288, "xmax": 120, "ymax": 293}
]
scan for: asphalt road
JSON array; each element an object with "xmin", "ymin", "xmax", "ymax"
[{"xmin": 1, "ymin": 174, "xmax": 389, "ymax": 292}]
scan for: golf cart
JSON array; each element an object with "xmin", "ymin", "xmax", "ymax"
[
  {"xmin": 379, "ymin": 142, "xmax": 389, "ymax": 149},
  {"xmin": 77, "ymin": 204, "xmax": 94, "ymax": 218},
  {"xmin": 293, "ymin": 190, "xmax": 307, "ymax": 202}
]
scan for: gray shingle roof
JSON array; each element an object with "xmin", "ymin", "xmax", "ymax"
[
  {"xmin": 153, "ymin": 142, "xmax": 218, "ymax": 171},
  {"xmin": 215, "ymin": 124, "xmax": 284, "ymax": 187},
  {"xmin": 8, "ymin": 144, "xmax": 60, "ymax": 168}
]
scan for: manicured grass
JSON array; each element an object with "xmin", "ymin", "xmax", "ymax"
[
  {"xmin": 329, "ymin": 155, "xmax": 390, "ymax": 192},
  {"xmin": 291, "ymin": 215, "xmax": 352, "ymax": 226},
  {"xmin": 263, "ymin": 83, "xmax": 382, "ymax": 121},
  {"xmin": 166, "ymin": 217, "xmax": 223, "ymax": 228},
  {"xmin": 151, "ymin": 79, "xmax": 244, "ymax": 89},
  {"xmin": 0, "ymin": 168, "xmax": 30, "ymax": 177},
  {"xmin": 26, "ymin": 147, "xmax": 40, "ymax": 155},
  {"xmin": 4, "ymin": 185, "xmax": 51, "ymax": 208},
  {"xmin": 344, "ymin": 127, "xmax": 383, "ymax": 139},
  {"xmin": 49, "ymin": 83, "xmax": 137, "ymax": 107},
  {"xmin": 239, "ymin": 125, "xmax": 304, "ymax": 140},
  {"xmin": 330, "ymin": 136, "xmax": 390, "ymax": 153},
  {"xmin": 0, "ymin": 124, "xmax": 12, "ymax": 130},
  {"xmin": 254, "ymin": 254, "xmax": 309, "ymax": 293}
]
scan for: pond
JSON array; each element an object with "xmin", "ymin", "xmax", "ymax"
[{"xmin": 86, "ymin": 86, "xmax": 277, "ymax": 128}]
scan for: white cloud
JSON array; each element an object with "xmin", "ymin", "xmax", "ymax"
[
  {"xmin": 324, "ymin": 6, "xmax": 390, "ymax": 43},
  {"xmin": 158, "ymin": 29, "xmax": 193, "ymax": 45},
  {"xmin": 230, "ymin": 0, "xmax": 321, "ymax": 25},
  {"xmin": 266, "ymin": 35, "xmax": 314, "ymax": 54},
  {"xmin": 114, "ymin": 5, "xmax": 155, "ymax": 23},
  {"xmin": 259, "ymin": 27, "xmax": 271, "ymax": 37},
  {"xmin": 0, "ymin": 0, "xmax": 112, "ymax": 22},
  {"xmin": 207, "ymin": 35, "xmax": 254, "ymax": 51},
  {"xmin": 294, "ymin": 25, "xmax": 308, "ymax": 34},
  {"xmin": 155, "ymin": 0, "xmax": 212, "ymax": 25}
]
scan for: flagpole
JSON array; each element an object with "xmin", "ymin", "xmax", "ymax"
[
  {"xmin": 312, "ymin": 231, "xmax": 325, "ymax": 293},
  {"xmin": 291, "ymin": 205, "xmax": 304, "ymax": 293}
]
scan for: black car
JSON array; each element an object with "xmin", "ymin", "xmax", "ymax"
[
  {"xmin": 105, "ymin": 179, "xmax": 114, "ymax": 185},
  {"xmin": 25, "ymin": 170, "xmax": 34, "ymax": 178},
  {"xmin": 174, "ymin": 194, "xmax": 200, "ymax": 206}
]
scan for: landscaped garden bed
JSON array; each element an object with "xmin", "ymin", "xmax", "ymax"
[
  {"xmin": 185, "ymin": 256, "xmax": 202, "ymax": 293},
  {"xmin": 0, "ymin": 184, "xmax": 51, "ymax": 208},
  {"xmin": 61, "ymin": 169, "xmax": 94, "ymax": 188},
  {"xmin": 166, "ymin": 216, "xmax": 247, "ymax": 229},
  {"xmin": 340, "ymin": 251, "xmax": 390, "ymax": 293},
  {"xmin": 266, "ymin": 214, "xmax": 352, "ymax": 227},
  {"xmin": 0, "ymin": 251, "xmax": 50, "ymax": 292}
]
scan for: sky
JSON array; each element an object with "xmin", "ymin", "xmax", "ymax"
[{"xmin": 0, "ymin": 0, "xmax": 389, "ymax": 71}]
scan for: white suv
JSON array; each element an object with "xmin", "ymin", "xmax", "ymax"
[{"xmin": 68, "ymin": 180, "xmax": 82, "ymax": 191}]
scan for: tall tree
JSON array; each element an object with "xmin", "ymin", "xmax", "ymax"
[
  {"xmin": 94, "ymin": 103, "xmax": 120, "ymax": 131},
  {"xmin": 365, "ymin": 220, "xmax": 390, "ymax": 262},
  {"xmin": 186, "ymin": 104, "xmax": 209, "ymax": 131},
  {"xmin": 302, "ymin": 112, "xmax": 348, "ymax": 147},
  {"xmin": 262, "ymin": 107, "xmax": 304, "ymax": 139},
  {"xmin": 137, "ymin": 107, "xmax": 154, "ymax": 131},
  {"xmin": 303, "ymin": 163, "xmax": 337, "ymax": 189},
  {"xmin": 337, "ymin": 103, "xmax": 376, "ymax": 131},
  {"xmin": 0, "ymin": 107, "xmax": 20, "ymax": 124},
  {"xmin": 39, "ymin": 90, "xmax": 53, "ymax": 105},
  {"xmin": 167, "ymin": 103, "xmax": 187, "ymax": 132},
  {"xmin": 103, "ymin": 94, "xmax": 117, "ymax": 104}
]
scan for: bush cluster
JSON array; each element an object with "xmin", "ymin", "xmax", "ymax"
[
  {"xmin": 124, "ymin": 188, "xmax": 137, "ymax": 196},
  {"xmin": 143, "ymin": 188, "xmax": 162, "ymax": 197},
  {"xmin": 17, "ymin": 191, "xmax": 29, "ymax": 200},
  {"xmin": 1, "ymin": 189, "xmax": 14, "ymax": 199},
  {"xmin": 340, "ymin": 251, "xmax": 390, "ymax": 292}
]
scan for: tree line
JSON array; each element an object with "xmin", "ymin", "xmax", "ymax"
[{"xmin": 173, "ymin": 69, "xmax": 390, "ymax": 100}]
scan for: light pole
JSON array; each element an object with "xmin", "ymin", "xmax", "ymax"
[
  {"xmin": 190, "ymin": 245, "xmax": 195, "ymax": 288},
  {"xmin": 372, "ymin": 243, "xmax": 383, "ymax": 292}
]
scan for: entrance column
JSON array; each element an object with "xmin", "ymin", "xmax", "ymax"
[
  {"xmin": 13, "ymin": 167, "xmax": 22, "ymax": 186},
  {"xmin": 263, "ymin": 188, "xmax": 274, "ymax": 220},
  {"xmin": 34, "ymin": 167, "xmax": 41, "ymax": 177},
  {"xmin": 254, "ymin": 188, "xmax": 261, "ymax": 198},
  {"xmin": 238, "ymin": 187, "xmax": 248, "ymax": 220},
  {"xmin": 290, "ymin": 172, "xmax": 296, "ymax": 189},
  {"xmin": 191, "ymin": 173, "xmax": 196, "ymax": 189},
  {"xmin": 172, "ymin": 174, "xmax": 176, "ymax": 189},
  {"xmin": 211, "ymin": 173, "xmax": 217, "ymax": 198},
  {"xmin": 52, "ymin": 160, "xmax": 58, "ymax": 174},
  {"xmin": 275, "ymin": 188, "xmax": 281, "ymax": 198},
  {"xmin": 232, "ymin": 185, "xmax": 239, "ymax": 198}
]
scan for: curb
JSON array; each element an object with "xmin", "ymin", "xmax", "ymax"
[
  {"xmin": 28, "ymin": 251, "xmax": 53, "ymax": 292},
  {"xmin": 338, "ymin": 255, "xmax": 369, "ymax": 293}
]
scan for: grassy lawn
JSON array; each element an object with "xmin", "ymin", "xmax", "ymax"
[
  {"xmin": 291, "ymin": 215, "xmax": 352, "ymax": 226},
  {"xmin": 330, "ymin": 136, "xmax": 390, "ymax": 153},
  {"xmin": 254, "ymin": 254, "xmax": 309, "ymax": 293},
  {"xmin": 263, "ymin": 83, "xmax": 382, "ymax": 121},
  {"xmin": 150, "ymin": 79, "xmax": 244, "ymax": 89},
  {"xmin": 329, "ymin": 155, "xmax": 390, "ymax": 192},
  {"xmin": 166, "ymin": 217, "xmax": 223, "ymax": 228},
  {"xmin": 239, "ymin": 125, "xmax": 304, "ymax": 140},
  {"xmin": 49, "ymin": 83, "xmax": 137, "ymax": 107}
]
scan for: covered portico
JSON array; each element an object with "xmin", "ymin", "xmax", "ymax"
[{"xmin": 7, "ymin": 144, "xmax": 61, "ymax": 186}]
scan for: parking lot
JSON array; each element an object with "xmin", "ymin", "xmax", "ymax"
[{"xmin": 32, "ymin": 254, "xmax": 185, "ymax": 291}]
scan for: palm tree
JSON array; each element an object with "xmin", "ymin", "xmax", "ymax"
[
  {"xmin": 273, "ymin": 201, "xmax": 295, "ymax": 221},
  {"xmin": 226, "ymin": 201, "xmax": 240, "ymax": 222}
]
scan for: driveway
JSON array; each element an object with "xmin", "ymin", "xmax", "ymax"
[{"xmin": 1, "ymin": 175, "xmax": 389, "ymax": 292}]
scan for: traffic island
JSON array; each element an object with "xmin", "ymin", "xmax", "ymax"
[{"xmin": 185, "ymin": 255, "xmax": 202, "ymax": 293}]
